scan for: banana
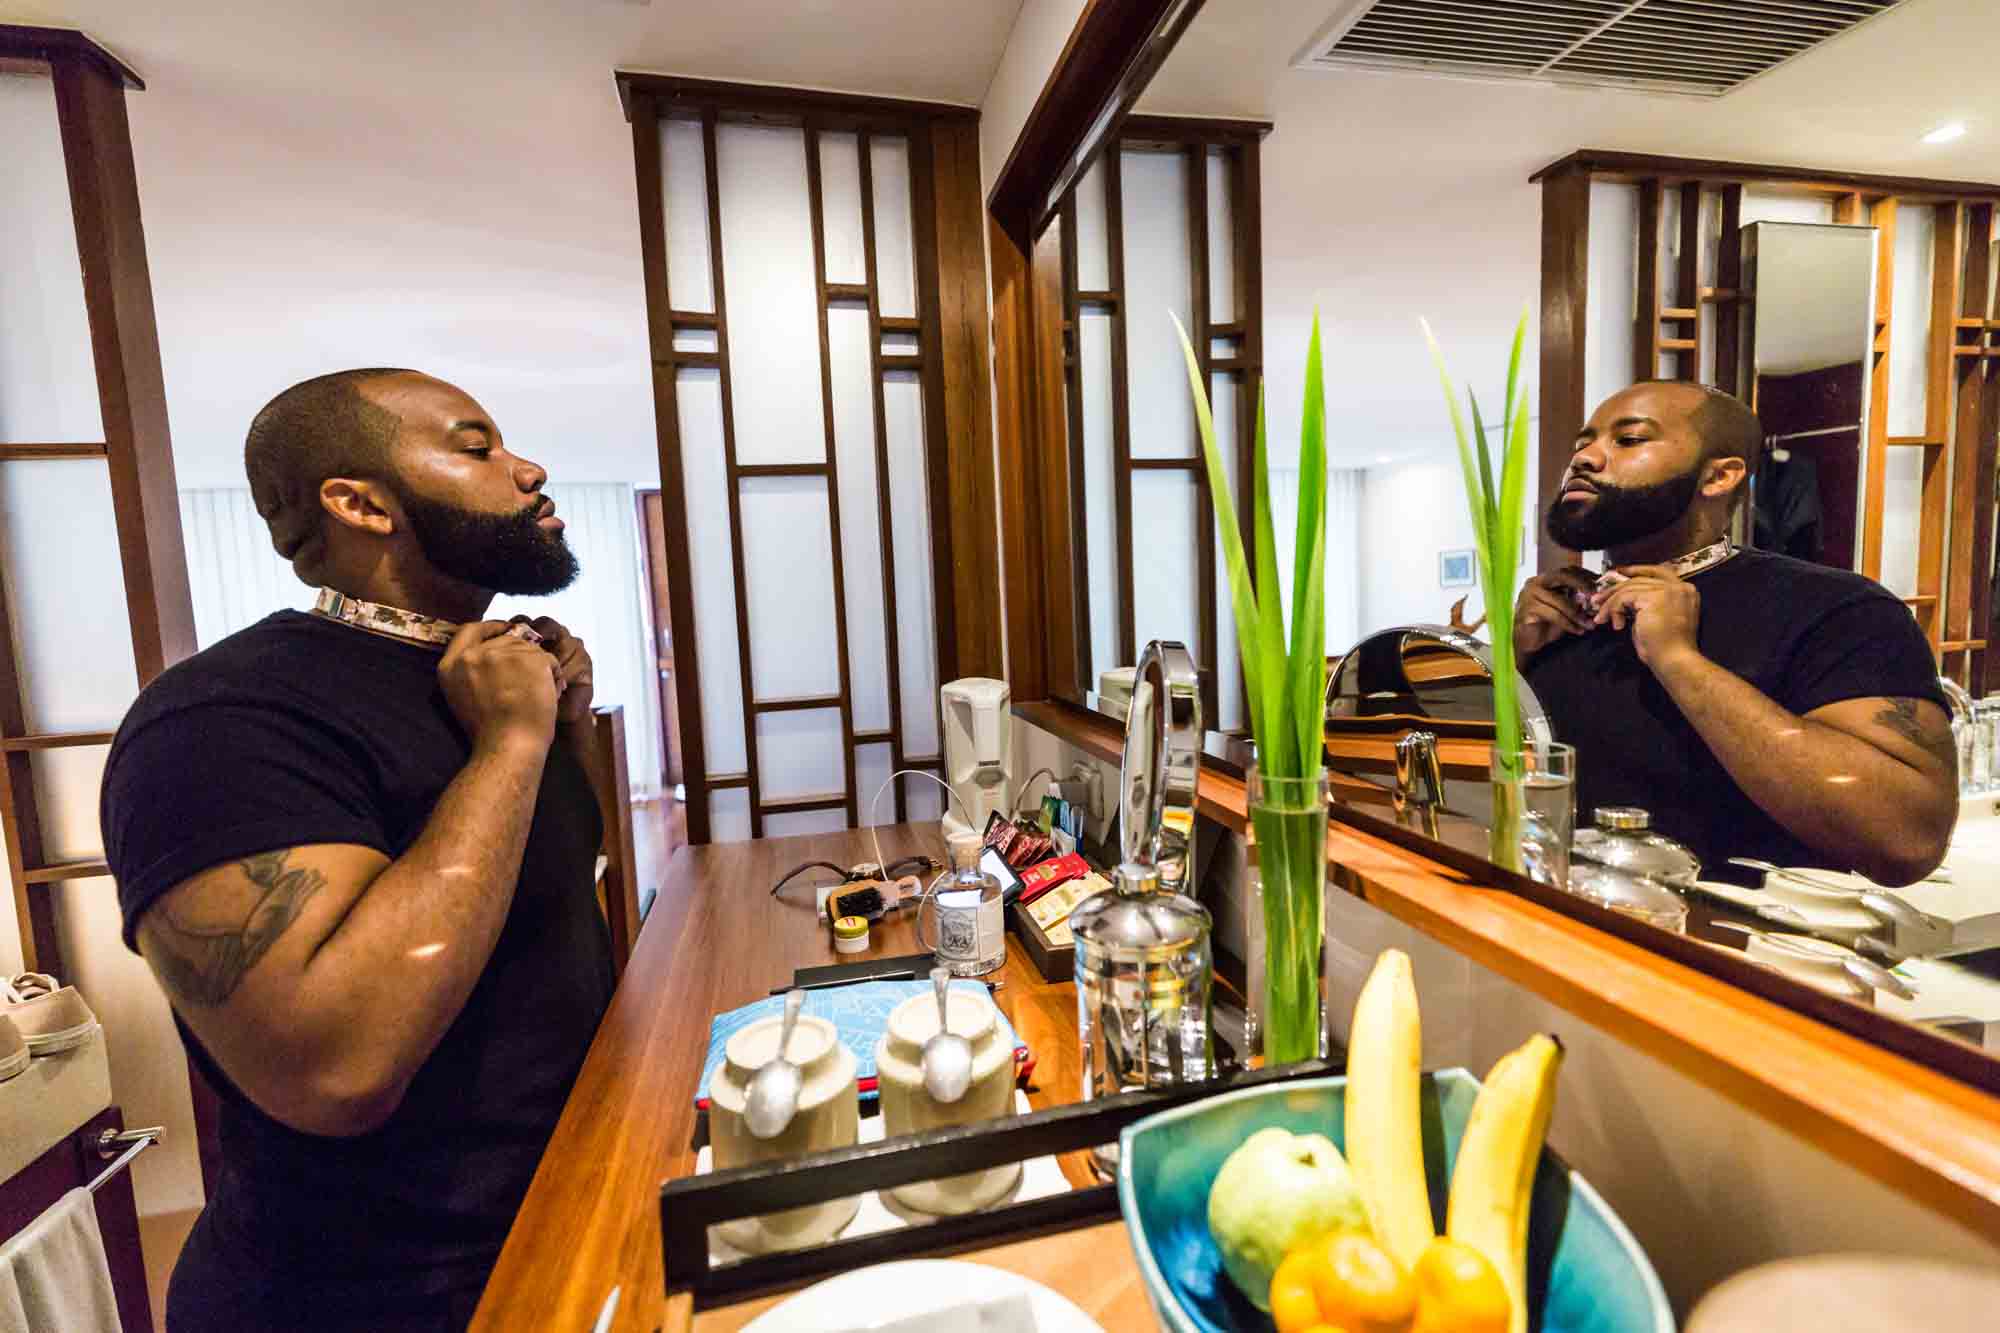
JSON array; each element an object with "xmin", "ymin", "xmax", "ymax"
[
  {"xmin": 1446, "ymin": 1033, "xmax": 1564, "ymax": 1333},
  {"xmin": 1344, "ymin": 948, "xmax": 1434, "ymax": 1271}
]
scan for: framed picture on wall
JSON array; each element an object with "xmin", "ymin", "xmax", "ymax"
[{"xmin": 1439, "ymin": 548, "xmax": 1476, "ymax": 589}]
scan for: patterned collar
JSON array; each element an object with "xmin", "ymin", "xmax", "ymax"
[
  {"xmin": 313, "ymin": 588, "xmax": 463, "ymax": 649},
  {"xmin": 1596, "ymin": 538, "xmax": 1738, "ymax": 590}
]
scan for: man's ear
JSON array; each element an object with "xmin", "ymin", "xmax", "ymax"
[
  {"xmin": 319, "ymin": 477, "xmax": 399, "ymax": 537},
  {"xmin": 1703, "ymin": 455, "xmax": 1748, "ymax": 502}
]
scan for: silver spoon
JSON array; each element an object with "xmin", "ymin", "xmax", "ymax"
[
  {"xmin": 920, "ymin": 967, "xmax": 974, "ymax": 1105},
  {"xmin": 744, "ymin": 988, "xmax": 805, "ymax": 1139},
  {"xmin": 1726, "ymin": 857, "xmax": 1946, "ymax": 934},
  {"xmin": 1708, "ymin": 922, "xmax": 1918, "ymax": 1000}
]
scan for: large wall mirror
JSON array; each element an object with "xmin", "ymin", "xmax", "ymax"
[{"xmin": 1009, "ymin": 0, "xmax": 2000, "ymax": 1099}]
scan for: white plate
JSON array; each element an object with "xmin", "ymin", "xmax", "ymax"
[{"xmin": 741, "ymin": 1259, "xmax": 1104, "ymax": 1333}]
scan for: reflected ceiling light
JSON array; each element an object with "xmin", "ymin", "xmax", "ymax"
[{"xmin": 1922, "ymin": 122, "xmax": 1967, "ymax": 144}]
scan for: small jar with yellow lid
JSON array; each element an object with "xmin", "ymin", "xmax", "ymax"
[{"xmin": 832, "ymin": 914, "xmax": 870, "ymax": 954}]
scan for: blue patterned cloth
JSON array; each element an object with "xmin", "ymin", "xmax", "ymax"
[{"xmin": 695, "ymin": 979, "xmax": 1026, "ymax": 1107}]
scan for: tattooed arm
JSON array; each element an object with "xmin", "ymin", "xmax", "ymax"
[
  {"xmin": 1644, "ymin": 643, "xmax": 1957, "ymax": 885},
  {"xmin": 135, "ymin": 621, "xmax": 558, "ymax": 1137}
]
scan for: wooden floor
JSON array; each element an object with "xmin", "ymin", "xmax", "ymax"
[{"xmin": 633, "ymin": 795, "xmax": 687, "ymax": 911}]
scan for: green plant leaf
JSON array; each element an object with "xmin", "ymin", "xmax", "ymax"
[
  {"xmin": 1492, "ymin": 324, "xmax": 1534, "ymax": 767},
  {"xmin": 1250, "ymin": 383, "xmax": 1290, "ymax": 776},
  {"xmin": 1172, "ymin": 313, "xmax": 1270, "ymax": 751},
  {"xmin": 1466, "ymin": 388, "xmax": 1497, "ymax": 589},
  {"xmin": 1286, "ymin": 314, "xmax": 1329, "ymax": 780},
  {"xmin": 1468, "ymin": 387, "xmax": 1497, "ymax": 551},
  {"xmin": 1424, "ymin": 310, "xmax": 1535, "ymax": 783}
]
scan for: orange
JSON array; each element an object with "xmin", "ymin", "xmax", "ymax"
[
  {"xmin": 1270, "ymin": 1247, "xmax": 1327, "ymax": 1333},
  {"xmin": 1308, "ymin": 1231, "xmax": 1416, "ymax": 1333},
  {"xmin": 1411, "ymin": 1237, "xmax": 1512, "ymax": 1333}
]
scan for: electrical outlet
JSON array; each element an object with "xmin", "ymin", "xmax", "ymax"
[{"xmin": 1070, "ymin": 761, "xmax": 1105, "ymax": 823}]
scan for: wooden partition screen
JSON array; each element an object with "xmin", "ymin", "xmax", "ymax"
[
  {"xmin": 1535, "ymin": 149, "xmax": 2000, "ymax": 689},
  {"xmin": 617, "ymin": 74, "xmax": 998, "ymax": 844},
  {"xmin": 0, "ymin": 27, "xmax": 195, "ymax": 976},
  {"xmin": 988, "ymin": 0, "xmax": 1209, "ymax": 716},
  {"xmin": 1054, "ymin": 115, "xmax": 1267, "ymax": 727}
]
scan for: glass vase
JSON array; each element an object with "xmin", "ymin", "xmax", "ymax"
[
  {"xmin": 1490, "ymin": 741, "xmax": 1575, "ymax": 888},
  {"xmin": 1246, "ymin": 765, "xmax": 1331, "ymax": 1067}
]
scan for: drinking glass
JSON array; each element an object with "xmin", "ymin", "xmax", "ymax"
[{"xmin": 1491, "ymin": 742, "xmax": 1576, "ymax": 890}]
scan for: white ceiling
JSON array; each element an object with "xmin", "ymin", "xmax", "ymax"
[
  {"xmin": 1136, "ymin": 0, "xmax": 2000, "ymax": 468},
  {"xmin": 5, "ymin": 0, "xmax": 1026, "ymax": 107},
  {"xmin": 0, "ymin": 0, "xmax": 1026, "ymax": 488},
  {"xmin": 1143, "ymin": 0, "xmax": 2000, "ymax": 178}
]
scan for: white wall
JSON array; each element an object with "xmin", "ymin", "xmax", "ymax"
[{"xmin": 1355, "ymin": 451, "xmax": 1538, "ymax": 642}]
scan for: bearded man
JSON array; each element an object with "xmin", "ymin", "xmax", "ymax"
[
  {"xmin": 101, "ymin": 370, "xmax": 612, "ymax": 1330},
  {"xmin": 1515, "ymin": 380, "xmax": 1956, "ymax": 886}
]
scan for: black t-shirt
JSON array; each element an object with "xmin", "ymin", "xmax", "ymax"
[
  {"xmin": 1524, "ymin": 549, "xmax": 1946, "ymax": 880},
  {"xmin": 101, "ymin": 611, "xmax": 615, "ymax": 1331}
]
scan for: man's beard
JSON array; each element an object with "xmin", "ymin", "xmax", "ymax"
[
  {"xmin": 1544, "ymin": 467, "xmax": 1702, "ymax": 552},
  {"xmin": 394, "ymin": 486, "xmax": 580, "ymax": 596}
]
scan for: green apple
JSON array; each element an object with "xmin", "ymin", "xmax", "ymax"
[{"xmin": 1206, "ymin": 1127, "xmax": 1371, "ymax": 1310}]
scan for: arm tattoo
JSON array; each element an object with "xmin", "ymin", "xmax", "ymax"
[
  {"xmin": 1872, "ymin": 697, "xmax": 1958, "ymax": 770},
  {"xmin": 145, "ymin": 851, "xmax": 325, "ymax": 1007}
]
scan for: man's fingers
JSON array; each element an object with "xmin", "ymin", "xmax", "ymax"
[
  {"xmin": 1540, "ymin": 567, "xmax": 1598, "ymax": 595},
  {"xmin": 528, "ymin": 616, "xmax": 571, "ymax": 645},
  {"xmin": 1603, "ymin": 563, "xmax": 1682, "ymax": 582},
  {"xmin": 1521, "ymin": 586, "xmax": 1590, "ymax": 633},
  {"xmin": 1592, "ymin": 583, "xmax": 1654, "ymax": 627},
  {"xmin": 441, "ymin": 619, "xmax": 519, "ymax": 662}
]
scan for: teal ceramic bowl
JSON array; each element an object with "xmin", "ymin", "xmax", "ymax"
[{"xmin": 1116, "ymin": 1069, "xmax": 1673, "ymax": 1333}]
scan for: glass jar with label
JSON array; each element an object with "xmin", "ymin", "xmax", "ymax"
[{"xmin": 923, "ymin": 833, "xmax": 1006, "ymax": 977}]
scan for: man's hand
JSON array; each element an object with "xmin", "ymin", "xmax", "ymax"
[
  {"xmin": 438, "ymin": 620, "xmax": 560, "ymax": 750},
  {"xmin": 1591, "ymin": 564, "xmax": 1702, "ymax": 670},
  {"xmin": 527, "ymin": 616, "xmax": 596, "ymax": 725},
  {"xmin": 1513, "ymin": 566, "xmax": 1597, "ymax": 664}
]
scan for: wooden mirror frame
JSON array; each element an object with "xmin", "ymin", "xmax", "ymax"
[{"xmin": 988, "ymin": 0, "xmax": 1205, "ymax": 711}]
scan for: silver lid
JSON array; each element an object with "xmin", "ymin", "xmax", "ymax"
[
  {"xmin": 947, "ymin": 832, "xmax": 983, "ymax": 870},
  {"xmin": 1069, "ymin": 861, "xmax": 1211, "ymax": 960},
  {"xmin": 1573, "ymin": 816, "xmax": 1700, "ymax": 884},
  {"xmin": 1595, "ymin": 806, "xmax": 1652, "ymax": 831}
]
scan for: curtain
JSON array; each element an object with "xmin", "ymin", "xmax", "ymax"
[
  {"xmin": 177, "ymin": 484, "xmax": 663, "ymax": 798},
  {"xmin": 1264, "ymin": 465, "xmax": 1363, "ymax": 659}
]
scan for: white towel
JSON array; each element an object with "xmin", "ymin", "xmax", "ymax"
[{"xmin": 0, "ymin": 1187, "xmax": 122, "ymax": 1333}]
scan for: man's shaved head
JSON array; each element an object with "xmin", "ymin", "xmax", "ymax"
[
  {"xmin": 1635, "ymin": 378, "xmax": 1764, "ymax": 485},
  {"xmin": 245, "ymin": 368, "xmax": 416, "ymax": 584}
]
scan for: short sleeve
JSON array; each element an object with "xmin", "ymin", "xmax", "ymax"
[
  {"xmin": 102, "ymin": 702, "xmax": 391, "ymax": 949},
  {"xmin": 1781, "ymin": 594, "xmax": 1947, "ymax": 718}
]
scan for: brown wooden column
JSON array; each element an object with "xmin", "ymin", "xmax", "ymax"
[
  {"xmin": 50, "ymin": 50, "xmax": 196, "ymax": 679},
  {"xmin": 924, "ymin": 117, "xmax": 1003, "ymax": 682},
  {"xmin": 1537, "ymin": 163, "xmax": 1590, "ymax": 573}
]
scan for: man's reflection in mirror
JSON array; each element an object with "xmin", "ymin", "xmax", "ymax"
[{"xmin": 1516, "ymin": 381, "xmax": 1956, "ymax": 886}]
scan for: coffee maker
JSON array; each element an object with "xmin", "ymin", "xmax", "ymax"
[{"xmin": 940, "ymin": 677, "xmax": 1010, "ymax": 839}]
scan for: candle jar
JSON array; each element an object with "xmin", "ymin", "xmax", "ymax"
[
  {"xmin": 874, "ymin": 986, "xmax": 1021, "ymax": 1215},
  {"xmin": 706, "ymin": 1013, "xmax": 859, "ymax": 1253}
]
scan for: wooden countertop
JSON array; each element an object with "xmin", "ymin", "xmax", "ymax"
[
  {"xmin": 476, "ymin": 757, "xmax": 2000, "ymax": 1331},
  {"xmin": 470, "ymin": 824, "xmax": 1126, "ymax": 1333}
]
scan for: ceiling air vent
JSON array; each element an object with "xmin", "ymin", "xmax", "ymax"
[{"xmin": 1297, "ymin": 1, "xmax": 1907, "ymax": 98}]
